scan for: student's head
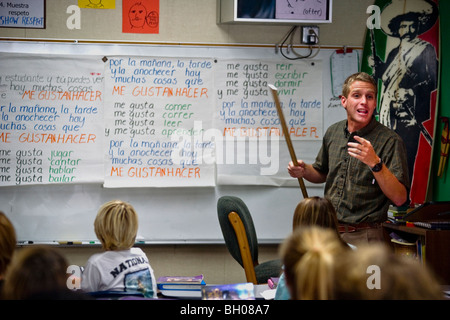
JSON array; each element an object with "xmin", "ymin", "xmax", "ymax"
[
  {"xmin": 333, "ymin": 243, "xmax": 443, "ymax": 300},
  {"xmin": 0, "ymin": 211, "xmax": 16, "ymax": 278},
  {"xmin": 293, "ymin": 196, "xmax": 339, "ymax": 230},
  {"xmin": 280, "ymin": 226, "xmax": 348, "ymax": 300},
  {"xmin": 2, "ymin": 245, "xmax": 69, "ymax": 300},
  {"xmin": 341, "ymin": 72, "xmax": 377, "ymax": 99},
  {"xmin": 292, "ymin": 196, "xmax": 346, "ymax": 247},
  {"xmin": 94, "ymin": 200, "xmax": 139, "ymax": 251}
]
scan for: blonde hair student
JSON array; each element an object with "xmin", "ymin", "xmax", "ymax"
[
  {"xmin": 279, "ymin": 226, "xmax": 348, "ymax": 300},
  {"xmin": 81, "ymin": 200, "xmax": 157, "ymax": 298},
  {"xmin": 275, "ymin": 197, "xmax": 351, "ymax": 300},
  {"xmin": 333, "ymin": 243, "xmax": 443, "ymax": 300},
  {"xmin": 292, "ymin": 196, "xmax": 342, "ymax": 240},
  {"xmin": 94, "ymin": 199, "xmax": 139, "ymax": 250}
]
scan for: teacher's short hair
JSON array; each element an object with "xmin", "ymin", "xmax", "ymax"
[{"xmin": 341, "ymin": 72, "xmax": 377, "ymax": 98}]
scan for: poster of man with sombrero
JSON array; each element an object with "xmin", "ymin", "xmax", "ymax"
[{"xmin": 362, "ymin": 0, "xmax": 439, "ymax": 205}]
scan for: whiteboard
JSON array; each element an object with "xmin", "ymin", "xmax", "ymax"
[{"xmin": 0, "ymin": 41, "xmax": 357, "ymax": 243}]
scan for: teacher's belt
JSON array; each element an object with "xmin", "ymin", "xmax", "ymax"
[{"xmin": 338, "ymin": 222, "xmax": 380, "ymax": 233}]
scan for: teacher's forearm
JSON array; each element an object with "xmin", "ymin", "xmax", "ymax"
[
  {"xmin": 373, "ymin": 167, "xmax": 408, "ymax": 206},
  {"xmin": 303, "ymin": 164, "xmax": 327, "ymax": 184}
]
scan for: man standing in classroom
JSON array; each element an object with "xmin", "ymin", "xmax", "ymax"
[{"xmin": 287, "ymin": 72, "xmax": 410, "ymax": 246}]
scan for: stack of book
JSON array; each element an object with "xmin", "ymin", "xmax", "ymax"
[
  {"xmin": 157, "ymin": 275, "xmax": 205, "ymax": 298},
  {"xmin": 387, "ymin": 205, "xmax": 409, "ymax": 222}
]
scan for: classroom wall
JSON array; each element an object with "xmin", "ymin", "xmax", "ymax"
[
  {"xmin": 0, "ymin": 0, "xmax": 374, "ymax": 46},
  {"xmin": 2, "ymin": 0, "xmax": 374, "ymax": 285}
]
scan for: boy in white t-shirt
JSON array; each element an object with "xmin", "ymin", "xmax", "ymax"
[{"xmin": 81, "ymin": 200, "xmax": 157, "ymax": 298}]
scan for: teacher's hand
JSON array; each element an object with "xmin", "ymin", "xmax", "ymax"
[
  {"xmin": 287, "ymin": 160, "xmax": 306, "ymax": 178},
  {"xmin": 347, "ymin": 136, "xmax": 380, "ymax": 168}
]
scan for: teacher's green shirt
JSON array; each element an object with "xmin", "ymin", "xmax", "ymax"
[{"xmin": 312, "ymin": 117, "xmax": 410, "ymax": 224}]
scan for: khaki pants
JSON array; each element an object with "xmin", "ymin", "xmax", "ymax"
[{"xmin": 340, "ymin": 224, "xmax": 384, "ymax": 247}]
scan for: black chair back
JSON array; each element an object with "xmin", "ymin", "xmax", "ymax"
[{"xmin": 217, "ymin": 196, "xmax": 259, "ymax": 267}]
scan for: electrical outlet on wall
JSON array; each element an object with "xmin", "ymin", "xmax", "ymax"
[{"xmin": 301, "ymin": 26, "xmax": 319, "ymax": 45}]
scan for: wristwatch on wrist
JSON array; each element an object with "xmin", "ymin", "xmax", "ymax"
[{"xmin": 371, "ymin": 158, "xmax": 383, "ymax": 172}]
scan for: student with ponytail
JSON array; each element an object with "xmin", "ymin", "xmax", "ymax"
[
  {"xmin": 274, "ymin": 197, "xmax": 352, "ymax": 300},
  {"xmin": 279, "ymin": 226, "xmax": 347, "ymax": 300}
]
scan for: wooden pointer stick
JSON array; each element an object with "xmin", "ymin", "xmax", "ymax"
[{"xmin": 269, "ymin": 84, "xmax": 308, "ymax": 198}]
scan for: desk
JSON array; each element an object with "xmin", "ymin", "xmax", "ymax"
[{"xmin": 383, "ymin": 222, "xmax": 450, "ymax": 285}]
